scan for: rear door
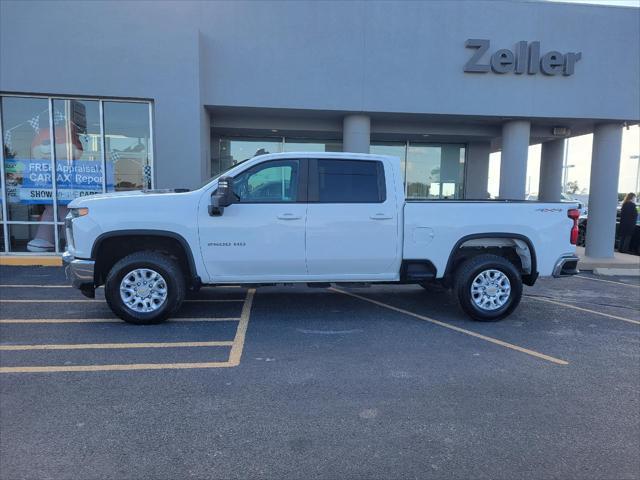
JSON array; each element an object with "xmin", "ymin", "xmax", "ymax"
[{"xmin": 305, "ymin": 158, "xmax": 399, "ymax": 279}]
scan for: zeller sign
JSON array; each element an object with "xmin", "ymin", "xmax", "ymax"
[{"xmin": 464, "ymin": 39, "xmax": 582, "ymax": 76}]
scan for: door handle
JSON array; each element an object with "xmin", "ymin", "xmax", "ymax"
[
  {"xmin": 370, "ymin": 213, "xmax": 393, "ymax": 220},
  {"xmin": 277, "ymin": 213, "xmax": 301, "ymax": 220}
]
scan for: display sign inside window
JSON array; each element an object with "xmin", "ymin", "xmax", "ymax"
[{"xmin": 4, "ymin": 159, "xmax": 114, "ymax": 205}]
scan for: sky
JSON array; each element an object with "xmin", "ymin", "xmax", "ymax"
[{"xmin": 488, "ymin": 125, "xmax": 640, "ymax": 197}]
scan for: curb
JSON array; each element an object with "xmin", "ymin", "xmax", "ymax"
[
  {"xmin": 593, "ymin": 267, "xmax": 640, "ymax": 277},
  {"xmin": 0, "ymin": 256, "xmax": 62, "ymax": 267}
]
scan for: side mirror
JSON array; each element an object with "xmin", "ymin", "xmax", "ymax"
[{"xmin": 209, "ymin": 176, "xmax": 235, "ymax": 216}]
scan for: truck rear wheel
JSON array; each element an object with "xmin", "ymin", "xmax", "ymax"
[
  {"xmin": 105, "ymin": 251, "xmax": 185, "ymax": 324},
  {"xmin": 453, "ymin": 254, "xmax": 522, "ymax": 321}
]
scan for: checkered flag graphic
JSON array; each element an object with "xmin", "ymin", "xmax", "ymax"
[
  {"xmin": 4, "ymin": 130, "xmax": 13, "ymax": 151},
  {"xmin": 110, "ymin": 150, "xmax": 121, "ymax": 162},
  {"xmin": 143, "ymin": 165, "xmax": 152, "ymax": 189},
  {"xmin": 53, "ymin": 109, "xmax": 66, "ymax": 125},
  {"xmin": 27, "ymin": 114, "xmax": 40, "ymax": 134}
]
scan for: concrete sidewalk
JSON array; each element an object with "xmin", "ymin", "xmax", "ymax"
[{"xmin": 577, "ymin": 247, "xmax": 640, "ymax": 276}]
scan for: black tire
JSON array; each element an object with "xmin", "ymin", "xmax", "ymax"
[
  {"xmin": 453, "ymin": 254, "xmax": 522, "ymax": 321},
  {"xmin": 105, "ymin": 251, "xmax": 185, "ymax": 324}
]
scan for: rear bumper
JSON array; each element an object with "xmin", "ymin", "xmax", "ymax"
[
  {"xmin": 62, "ymin": 251, "xmax": 95, "ymax": 293},
  {"xmin": 552, "ymin": 254, "xmax": 580, "ymax": 278}
]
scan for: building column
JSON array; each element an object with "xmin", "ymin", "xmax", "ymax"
[
  {"xmin": 464, "ymin": 142, "xmax": 491, "ymax": 199},
  {"xmin": 499, "ymin": 120, "xmax": 530, "ymax": 199},
  {"xmin": 343, "ymin": 114, "xmax": 370, "ymax": 153},
  {"xmin": 538, "ymin": 139, "xmax": 565, "ymax": 202},
  {"xmin": 585, "ymin": 123, "xmax": 623, "ymax": 258}
]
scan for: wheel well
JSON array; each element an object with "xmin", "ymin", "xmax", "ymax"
[
  {"xmin": 93, "ymin": 234, "xmax": 196, "ymax": 287},
  {"xmin": 445, "ymin": 237, "xmax": 536, "ymax": 286}
]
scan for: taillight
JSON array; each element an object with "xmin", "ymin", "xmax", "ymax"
[{"xmin": 568, "ymin": 208, "xmax": 580, "ymax": 245}]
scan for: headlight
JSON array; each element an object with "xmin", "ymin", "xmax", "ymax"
[{"xmin": 69, "ymin": 207, "xmax": 89, "ymax": 218}]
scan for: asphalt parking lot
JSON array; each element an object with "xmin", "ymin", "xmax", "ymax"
[{"xmin": 0, "ymin": 266, "xmax": 638, "ymax": 480}]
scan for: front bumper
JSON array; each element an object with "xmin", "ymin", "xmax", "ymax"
[
  {"xmin": 62, "ymin": 251, "xmax": 96, "ymax": 294},
  {"xmin": 552, "ymin": 254, "xmax": 580, "ymax": 278}
]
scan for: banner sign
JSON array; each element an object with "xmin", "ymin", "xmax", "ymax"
[{"xmin": 4, "ymin": 159, "xmax": 114, "ymax": 205}]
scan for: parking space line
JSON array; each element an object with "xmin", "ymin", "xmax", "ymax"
[
  {"xmin": 0, "ymin": 362, "xmax": 234, "ymax": 373},
  {"xmin": 0, "ymin": 288, "xmax": 256, "ymax": 373},
  {"xmin": 525, "ymin": 295, "xmax": 640, "ymax": 325},
  {"xmin": 227, "ymin": 288, "xmax": 256, "ymax": 366},
  {"xmin": 0, "ymin": 299, "xmax": 245, "ymax": 303},
  {"xmin": 0, "ymin": 317, "xmax": 241, "ymax": 324},
  {"xmin": 331, "ymin": 288, "xmax": 569, "ymax": 366},
  {"xmin": 0, "ymin": 340, "xmax": 234, "ymax": 351},
  {"xmin": 575, "ymin": 275, "xmax": 640, "ymax": 288},
  {"xmin": 0, "ymin": 284, "xmax": 71, "ymax": 288}
]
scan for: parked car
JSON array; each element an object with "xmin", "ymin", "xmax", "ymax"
[
  {"xmin": 577, "ymin": 205, "xmax": 640, "ymax": 254},
  {"xmin": 63, "ymin": 152, "xmax": 580, "ymax": 324}
]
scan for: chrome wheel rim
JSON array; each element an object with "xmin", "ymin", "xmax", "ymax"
[
  {"xmin": 470, "ymin": 269, "xmax": 511, "ymax": 311},
  {"xmin": 120, "ymin": 268, "xmax": 168, "ymax": 313}
]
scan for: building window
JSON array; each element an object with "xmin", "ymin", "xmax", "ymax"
[
  {"xmin": 0, "ymin": 95, "xmax": 154, "ymax": 254},
  {"xmin": 217, "ymin": 137, "xmax": 283, "ymax": 175},
  {"xmin": 214, "ymin": 137, "xmax": 466, "ymax": 201},
  {"xmin": 283, "ymin": 139, "xmax": 342, "ymax": 153},
  {"xmin": 372, "ymin": 142, "xmax": 466, "ymax": 200}
]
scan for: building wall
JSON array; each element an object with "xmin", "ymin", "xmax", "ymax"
[{"xmin": 197, "ymin": 0, "xmax": 639, "ymax": 120}]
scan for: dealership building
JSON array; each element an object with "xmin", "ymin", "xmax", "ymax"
[{"xmin": 0, "ymin": 0, "xmax": 638, "ymax": 258}]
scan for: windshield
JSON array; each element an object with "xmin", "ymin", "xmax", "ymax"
[{"xmin": 198, "ymin": 158, "xmax": 250, "ymax": 188}]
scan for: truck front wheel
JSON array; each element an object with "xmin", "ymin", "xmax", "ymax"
[
  {"xmin": 453, "ymin": 254, "xmax": 522, "ymax": 321},
  {"xmin": 105, "ymin": 251, "xmax": 185, "ymax": 324}
]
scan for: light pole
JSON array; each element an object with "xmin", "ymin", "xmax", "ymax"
[{"xmin": 631, "ymin": 154, "xmax": 640, "ymax": 195}]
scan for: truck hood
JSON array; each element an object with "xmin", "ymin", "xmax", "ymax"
[{"xmin": 67, "ymin": 189, "xmax": 192, "ymax": 208}]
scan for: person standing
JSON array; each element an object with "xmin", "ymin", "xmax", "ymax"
[{"xmin": 619, "ymin": 193, "xmax": 638, "ymax": 253}]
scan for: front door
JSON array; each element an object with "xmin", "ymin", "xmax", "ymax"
[{"xmin": 199, "ymin": 159, "xmax": 308, "ymax": 282}]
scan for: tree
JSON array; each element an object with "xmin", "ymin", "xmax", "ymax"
[{"xmin": 566, "ymin": 180, "xmax": 580, "ymax": 194}]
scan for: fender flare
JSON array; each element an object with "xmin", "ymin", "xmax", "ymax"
[
  {"xmin": 443, "ymin": 232, "xmax": 538, "ymax": 286},
  {"xmin": 91, "ymin": 229, "xmax": 199, "ymax": 282}
]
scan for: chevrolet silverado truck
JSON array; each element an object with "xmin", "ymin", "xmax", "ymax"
[{"xmin": 63, "ymin": 152, "xmax": 580, "ymax": 324}]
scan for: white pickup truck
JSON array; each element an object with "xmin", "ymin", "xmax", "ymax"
[{"xmin": 63, "ymin": 152, "xmax": 580, "ymax": 324}]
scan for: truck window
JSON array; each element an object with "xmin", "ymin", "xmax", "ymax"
[
  {"xmin": 315, "ymin": 160, "xmax": 385, "ymax": 203},
  {"xmin": 233, "ymin": 160, "xmax": 299, "ymax": 203}
]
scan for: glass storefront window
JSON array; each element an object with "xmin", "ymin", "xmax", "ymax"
[
  {"xmin": 1, "ymin": 95, "xmax": 154, "ymax": 253},
  {"xmin": 52, "ymin": 99, "xmax": 103, "ymax": 232},
  {"xmin": 371, "ymin": 142, "xmax": 407, "ymax": 181},
  {"xmin": 103, "ymin": 101, "xmax": 152, "ymax": 191},
  {"xmin": 2, "ymin": 96, "xmax": 53, "ymax": 223},
  {"xmin": 284, "ymin": 139, "xmax": 342, "ymax": 153},
  {"xmin": 8, "ymin": 224, "xmax": 55, "ymax": 253},
  {"xmin": 406, "ymin": 144, "xmax": 465, "ymax": 200},
  {"xmin": 218, "ymin": 137, "xmax": 283, "ymax": 174},
  {"xmin": 216, "ymin": 137, "xmax": 466, "ymax": 200}
]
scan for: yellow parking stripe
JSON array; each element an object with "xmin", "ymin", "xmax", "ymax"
[
  {"xmin": 0, "ymin": 362, "xmax": 234, "ymax": 373},
  {"xmin": 228, "ymin": 288, "xmax": 256, "ymax": 366},
  {"xmin": 525, "ymin": 295, "xmax": 640, "ymax": 325},
  {"xmin": 0, "ymin": 287, "xmax": 256, "ymax": 373},
  {"xmin": 0, "ymin": 284, "xmax": 71, "ymax": 288},
  {"xmin": 0, "ymin": 317, "xmax": 240, "ymax": 324},
  {"xmin": 0, "ymin": 341, "xmax": 234, "ymax": 351},
  {"xmin": 331, "ymin": 288, "xmax": 568, "ymax": 366}
]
